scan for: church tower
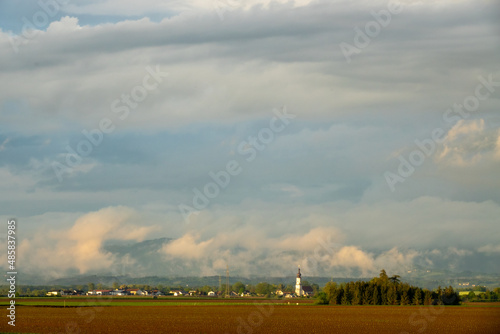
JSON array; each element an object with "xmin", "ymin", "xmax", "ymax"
[{"xmin": 295, "ymin": 266, "xmax": 303, "ymax": 296}]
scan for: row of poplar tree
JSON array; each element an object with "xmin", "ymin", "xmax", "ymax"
[{"xmin": 316, "ymin": 270, "xmax": 460, "ymax": 306}]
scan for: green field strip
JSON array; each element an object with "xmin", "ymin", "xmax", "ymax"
[{"xmin": 1, "ymin": 301, "xmax": 292, "ymax": 307}]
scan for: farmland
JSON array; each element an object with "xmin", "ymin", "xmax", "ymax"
[{"xmin": 1, "ymin": 298, "xmax": 500, "ymax": 333}]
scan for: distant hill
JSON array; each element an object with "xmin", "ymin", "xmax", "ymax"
[{"xmin": 101, "ymin": 237, "xmax": 174, "ymax": 256}]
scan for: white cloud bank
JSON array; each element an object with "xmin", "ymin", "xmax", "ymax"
[
  {"xmin": 15, "ymin": 207, "xmax": 158, "ymax": 277},
  {"xmin": 4, "ymin": 197, "xmax": 498, "ymax": 277}
]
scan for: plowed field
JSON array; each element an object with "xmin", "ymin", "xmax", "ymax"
[{"xmin": 1, "ymin": 299, "xmax": 499, "ymax": 333}]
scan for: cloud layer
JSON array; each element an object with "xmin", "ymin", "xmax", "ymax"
[{"xmin": 0, "ymin": 0, "xmax": 499, "ymax": 277}]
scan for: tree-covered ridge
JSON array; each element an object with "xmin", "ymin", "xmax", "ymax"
[{"xmin": 316, "ymin": 270, "xmax": 460, "ymax": 306}]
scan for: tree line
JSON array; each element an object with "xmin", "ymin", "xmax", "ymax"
[
  {"xmin": 316, "ymin": 269, "xmax": 460, "ymax": 306},
  {"xmin": 463, "ymin": 288, "xmax": 500, "ymax": 302}
]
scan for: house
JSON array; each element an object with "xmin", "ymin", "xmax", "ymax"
[
  {"xmin": 302, "ymin": 286, "xmax": 314, "ymax": 297},
  {"xmin": 275, "ymin": 290, "xmax": 292, "ymax": 297},
  {"xmin": 126, "ymin": 288, "xmax": 139, "ymax": 295},
  {"xmin": 57, "ymin": 289, "xmax": 84, "ymax": 296},
  {"xmin": 111, "ymin": 289, "xmax": 128, "ymax": 296},
  {"xmin": 95, "ymin": 290, "xmax": 112, "ymax": 295},
  {"xmin": 240, "ymin": 291, "xmax": 252, "ymax": 297},
  {"xmin": 46, "ymin": 290, "xmax": 60, "ymax": 296},
  {"xmin": 150, "ymin": 290, "xmax": 163, "ymax": 296},
  {"xmin": 85, "ymin": 289, "xmax": 112, "ymax": 296},
  {"xmin": 207, "ymin": 291, "xmax": 216, "ymax": 297},
  {"xmin": 171, "ymin": 290, "xmax": 186, "ymax": 296},
  {"xmin": 189, "ymin": 290, "xmax": 198, "ymax": 296},
  {"xmin": 59, "ymin": 290, "xmax": 73, "ymax": 296}
]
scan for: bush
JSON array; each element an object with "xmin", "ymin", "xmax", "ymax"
[{"xmin": 315, "ymin": 292, "xmax": 329, "ymax": 305}]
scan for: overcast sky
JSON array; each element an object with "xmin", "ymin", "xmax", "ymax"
[{"xmin": 0, "ymin": 0, "xmax": 499, "ymax": 279}]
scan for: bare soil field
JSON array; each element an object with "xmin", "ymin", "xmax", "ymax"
[{"xmin": 1, "ymin": 300, "xmax": 499, "ymax": 334}]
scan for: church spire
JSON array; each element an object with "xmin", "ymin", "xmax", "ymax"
[{"xmin": 295, "ymin": 266, "xmax": 303, "ymax": 296}]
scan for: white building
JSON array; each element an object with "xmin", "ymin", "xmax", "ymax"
[
  {"xmin": 295, "ymin": 267, "xmax": 304, "ymax": 296},
  {"xmin": 171, "ymin": 290, "xmax": 186, "ymax": 296}
]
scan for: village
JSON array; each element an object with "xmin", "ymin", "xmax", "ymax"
[{"xmin": 45, "ymin": 268, "xmax": 316, "ymax": 299}]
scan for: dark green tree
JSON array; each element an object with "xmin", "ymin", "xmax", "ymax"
[
  {"xmin": 341, "ymin": 285, "xmax": 351, "ymax": 305},
  {"xmin": 467, "ymin": 291, "xmax": 476, "ymax": 301},
  {"xmin": 232, "ymin": 282, "xmax": 245, "ymax": 294},
  {"xmin": 380, "ymin": 285, "xmax": 388, "ymax": 305},
  {"xmin": 389, "ymin": 275, "xmax": 401, "ymax": 284},
  {"xmin": 351, "ymin": 288, "xmax": 361, "ymax": 305},
  {"xmin": 324, "ymin": 282, "xmax": 338, "ymax": 305},
  {"xmin": 362, "ymin": 285, "xmax": 372, "ymax": 305},
  {"xmin": 311, "ymin": 283, "xmax": 320, "ymax": 296},
  {"xmin": 379, "ymin": 269, "xmax": 389, "ymax": 283},
  {"xmin": 372, "ymin": 286, "xmax": 380, "ymax": 305},
  {"xmin": 400, "ymin": 290, "xmax": 410, "ymax": 305},
  {"xmin": 315, "ymin": 292, "xmax": 329, "ymax": 305},
  {"xmin": 441, "ymin": 286, "xmax": 459, "ymax": 305},
  {"xmin": 423, "ymin": 290, "xmax": 433, "ymax": 305},
  {"xmin": 255, "ymin": 282, "xmax": 272, "ymax": 296},
  {"xmin": 387, "ymin": 286, "xmax": 396, "ymax": 305},
  {"xmin": 413, "ymin": 288, "xmax": 422, "ymax": 305}
]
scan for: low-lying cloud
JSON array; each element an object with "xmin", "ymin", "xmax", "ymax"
[{"xmin": 3, "ymin": 199, "xmax": 498, "ymax": 279}]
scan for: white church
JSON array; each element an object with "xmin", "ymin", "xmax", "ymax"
[{"xmin": 295, "ymin": 267, "xmax": 313, "ymax": 297}]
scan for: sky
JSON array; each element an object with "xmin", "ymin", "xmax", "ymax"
[{"xmin": 0, "ymin": 0, "xmax": 499, "ymax": 279}]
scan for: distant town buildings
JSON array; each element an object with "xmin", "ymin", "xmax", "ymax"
[
  {"xmin": 85, "ymin": 288, "xmax": 163, "ymax": 296},
  {"xmin": 47, "ymin": 289, "xmax": 85, "ymax": 296},
  {"xmin": 46, "ymin": 267, "xmax": 317, "ymax": 298}
]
